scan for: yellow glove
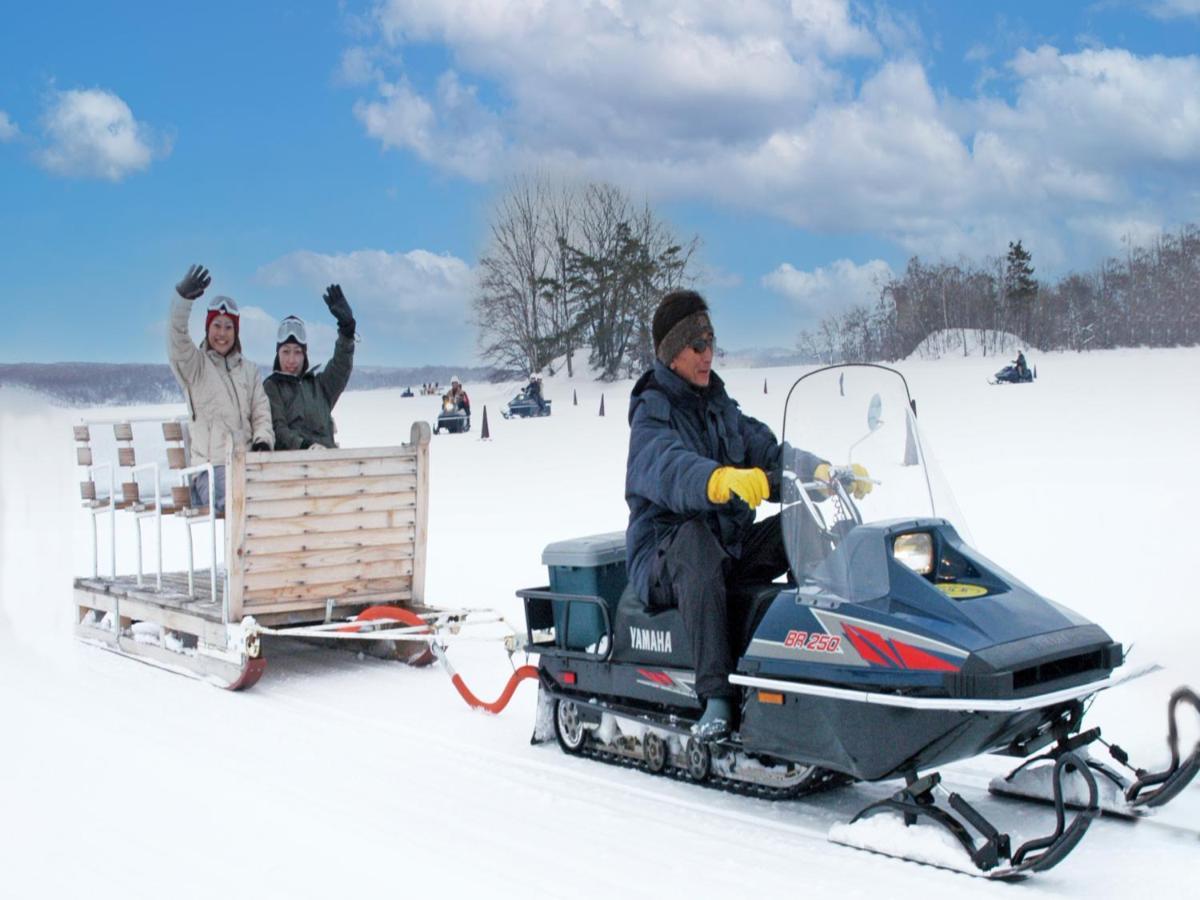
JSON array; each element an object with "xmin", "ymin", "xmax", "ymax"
[
  {"xmin": 707, "ymin": 467, "xmax": 769, "ymax": 509},
  {"xmin": 811, "ymin": 463, "xmax": 872, "ymax": 499},
  {"xmin": 849, "ymin": 463, "xmax": 872, "ymax": 499}
]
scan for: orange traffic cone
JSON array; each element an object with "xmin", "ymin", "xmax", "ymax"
[
  {"xmin": 763, "ymin": 378, "xmax": 768, "ymax": 394},
  {"xmin": 573, "ymin": 388, "xmax": 578, "ymax": 406},
  {"xmin": 599, "ymin": 394, "xmax": 605, "ymax": 417},
  {"xmin": 480, "ymin": 406, "xmax": 491, "ymax": 440}
]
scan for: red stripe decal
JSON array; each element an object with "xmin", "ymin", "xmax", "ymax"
[
  {"xmin": 893, "ymin": 641, "xmax": 961, "ymax": 673},
  {"xmin": 842, "ymin": 625, "xmax": 890, "ymax": 667}
]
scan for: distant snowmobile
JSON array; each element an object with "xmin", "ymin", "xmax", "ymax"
[
  {"xmin": 501, "ymin": 385, "xmax": 552, "ymax": 419},
  {"xmin": 519, "ymin": 363, "xmax": 1197, "ymax": 879},
  {"xmin": 990, "ymin": 353, "xmax": 1036, "ymax": 385},
  {"xmin": 435, "ymin": 396, "xmax": 470, "ymax": 434}
]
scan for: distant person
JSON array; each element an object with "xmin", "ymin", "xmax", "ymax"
[
  {"xmin": 445, "ymin": 376, "xmax": 470, "ymax": 415},
  {"xmin": 168, "ymin": 264, "xmax": 273, "ymax": 515},
  {"xmin": 1014, "ymin": 350, "xmax": 1029, "ymax": 380},
  {"xmin": 527, "ymin": 374, "xmax": 546, "ymax": 412},
  {"xmin": 264, "ymin": 285, "xmax": 356, "ymax": 450}
]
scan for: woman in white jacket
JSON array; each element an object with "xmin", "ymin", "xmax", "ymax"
[{"xmin": 168, "ymin": 264, "xmax": 274, "ymax": 515}]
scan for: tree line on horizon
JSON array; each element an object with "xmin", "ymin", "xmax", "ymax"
[{"xmin": 798, "ymin": 224, "xmax": 1200, "ymax": 364}]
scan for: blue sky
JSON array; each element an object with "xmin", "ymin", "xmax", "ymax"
[{"xmin": 2, "ymin": 1, "xmax": 1198, "ymax": 368}]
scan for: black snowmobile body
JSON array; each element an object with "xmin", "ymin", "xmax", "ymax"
[
  {"xmin": 992, "ymin": 363, "xmax": 1035, "ymax": 384},
  {"xmin": 502, "ymin": 387, "xmax": 552, "ymax": 419},
  {"xmin": 435, "ymin": 403, "xmax": 470, "ymax": 434},
  {"xmin": 523, "ymin": 517, "xmax": 1121, "ymax": 782}
]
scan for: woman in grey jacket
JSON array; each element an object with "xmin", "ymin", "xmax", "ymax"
[{"xmin": 168, "ymin": 264, "xmax": 274, "ymax": 514}]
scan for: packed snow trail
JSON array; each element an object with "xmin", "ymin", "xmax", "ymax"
[{"xmin": 2, "ymin": 347, "xmax": 1199, "ymax": 898}]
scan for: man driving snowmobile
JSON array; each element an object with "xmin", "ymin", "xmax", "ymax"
[{"xmin": 625, "ymin": 290, "xmax": 871, "ymax": 740}]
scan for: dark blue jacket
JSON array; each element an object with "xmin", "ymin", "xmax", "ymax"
[{"xmin": 625, "ymin": 362, "xmax": 784, "ymax": 605}]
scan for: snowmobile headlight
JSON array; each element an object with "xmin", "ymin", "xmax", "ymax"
[{"xmin": 893, "ymin": 532, "xmax": 933, "ymax": 576}]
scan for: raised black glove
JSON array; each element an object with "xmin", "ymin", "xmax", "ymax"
[
  {"xmin": 251, "ymin": 441, "xmax": 271, "ymax": 452},
  {"xmin": 176, "ymin": 264, "xmax": 211, "ymax": 300},
  {"xmin": 323, "ymin": 284, "xmax": 355, "ymax": 337}
]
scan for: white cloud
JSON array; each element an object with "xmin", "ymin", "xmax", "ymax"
[
  {"xmin": 0, "ymin": 111, "xmax": 18, "ymax": 141},
  {"xmin": 1145, "ymin": 0, "xmax": 1200, "ymax": 20},
  {"xmin": 763, "ymin": 258, "xmax": 893, "ymax": 317},
  {"xmin": 37, "ymin": 88, "xmax": 164, "ymax": 181},
  {"xmin": 354, "ymin": 71, "xmax": 503, "ymax": 180},
  {"xmin": 345, "ymin": 2, "xmax": 1200, "ymax": 270},
  {"xmin": 256, "ymin": 248, "xmax": 477, "ymax": 322}
]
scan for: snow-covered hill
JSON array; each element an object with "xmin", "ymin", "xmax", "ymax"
[{"xmin": 1, "ymin": 348, "xmax": 1197, "ymax": 898}]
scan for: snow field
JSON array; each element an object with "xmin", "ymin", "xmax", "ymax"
[{"xmin": 1, "ymin": 347, "xmax": 1198, "ymax": 898}]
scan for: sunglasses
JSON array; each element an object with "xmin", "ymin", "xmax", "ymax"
[
  {"xmin": 207, "ymin": 296, "xmax": 240, "ymax": 315},
  {"xmin": 276, "ymin": 316, "xmax": 308, "ymax": 344},
  {"xmin": 689, "ymin": 336, "xmax": 715, "ymax": 353}
]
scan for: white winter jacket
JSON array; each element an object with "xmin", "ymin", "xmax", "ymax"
[{"xmin": 167, "ymin": 293, "xmax": 274, "ymax": 466}]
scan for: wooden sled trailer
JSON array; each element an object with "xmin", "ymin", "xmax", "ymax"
[{"xmin": 73, "ymin": 420, "xmax": 432, "ymax": 689}]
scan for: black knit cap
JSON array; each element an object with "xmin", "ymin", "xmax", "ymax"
[{"xmin": 653, "ymin": 290, "xmax": 710, "ymax": 363}]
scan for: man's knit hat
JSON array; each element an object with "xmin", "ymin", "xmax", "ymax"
[{"xmin": 653, "ymin": 290, "xmax": 712, "ymax": 364}]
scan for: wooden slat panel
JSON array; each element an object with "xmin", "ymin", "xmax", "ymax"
[
  {"xmin": 246, "ymin": 492, "xmax": 414, "ymax": 519},
  {"xmin": 243, "ymin": 473, "xmax": 416, "ymax": 502},
  {"xmin": 244, "ymin": 455, "xmax": 417, "ymax": 483},
  {"xmin": 241, "ymin": 587, "xmax": 413, "ymax": 614},
  {"xmin": 243, "ymin": 542, "xmax": 414, "ymax": 575},
  {"xmin": 410, "ymin": 421, "xmax": 430, "ymax": 605},
  {"xmin": 248, "ymin": 445, "xmax": 416, "ymax": 465},
  {"xmin": 243, "ymin": 508, "xmax": 416, "ymax": 538},
  {"xmin": 243, "ymin": 526, "xmax": 416, "ymax": 556},
  {"xmin": 227, "ymin": 443, "xmax": 248, "ymax": 621},
  {"xmin": 242, "ymin": 558, "xmax": 413, "ymax": 592},
  {"xmin": 243, "ymin": 576, "xmax": 413, "ymax": 606}
]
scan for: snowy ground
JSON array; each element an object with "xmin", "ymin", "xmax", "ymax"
[{"xmin": 1, "ymin": 347, "xmax": 1198, "ymax": 898}]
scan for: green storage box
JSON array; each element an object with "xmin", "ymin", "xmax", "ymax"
[{"xmin": 543, "ymin": 532, "xmax": 627, "ymax": 650}]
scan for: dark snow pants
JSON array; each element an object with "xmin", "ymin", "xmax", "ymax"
[{"xmin": 649, "ymin": 515, "xmax": 789, "ymax": 700}]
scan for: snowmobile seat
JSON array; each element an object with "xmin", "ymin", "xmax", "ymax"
[
  {"xmin": 611, "ymin": 581, "xmax": 694, "ymax": 668},
  {"xmin": 610, "ymin": 580, "xmax": 783, "ymax": 668}
]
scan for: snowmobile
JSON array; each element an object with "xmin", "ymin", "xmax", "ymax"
[
  {"xmin": 990, "ymin": 362, "xmax": 1036, "ymax": 385},
  {"xmin": 501, "ymin": 385, "xmax": 552, "ymax": 419},
  {"xmin": 519, "ymin": 363, "xmax": 1197, "ymax": 879},
  {"xmin": 434, "ymin": 397, "xmax": 470, "ymax": 434}
]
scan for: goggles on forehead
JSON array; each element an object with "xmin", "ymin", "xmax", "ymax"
[
  {"xmin": 277, "ymin": 316, "xmax": 308, "ymax": 345},
  {"xmin": 207, "ymin": 295, "xmax": 240, "ymax": 316},
  {"xmin": 689, "ymin": 335, "xmax": 715, "ymax": 353}
]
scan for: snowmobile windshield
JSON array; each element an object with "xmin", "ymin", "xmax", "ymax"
[{"xmin": 778, "ymin": 364, "xmax": 971, "ymax": 602}]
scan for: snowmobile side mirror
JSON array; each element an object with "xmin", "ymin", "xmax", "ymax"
[{"xmin": 849, "ymin": 393, "xmax": 884, "ymax": 462}]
